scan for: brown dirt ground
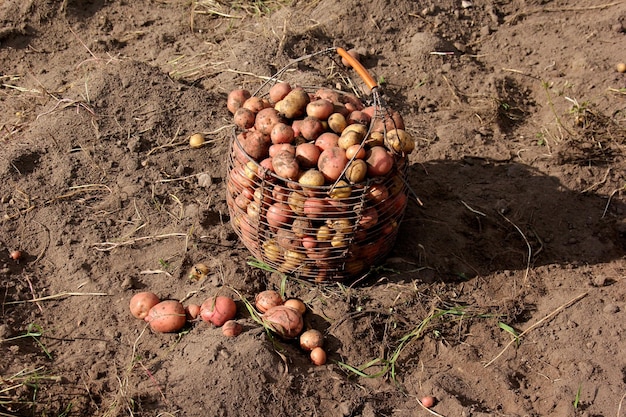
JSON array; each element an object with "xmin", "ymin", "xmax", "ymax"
[{"xmin": 1, "ymin": 0, "xmax": 625, "ymax": 416}]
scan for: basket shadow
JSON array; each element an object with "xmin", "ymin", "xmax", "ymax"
[{"xmin": 389, "ymin": 158, "xmax": 625, "ymax": 281}]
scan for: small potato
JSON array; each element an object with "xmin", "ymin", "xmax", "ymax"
[
  {"xmin": 295, "ymin": 142, "xmax": 321, "ymax": 168},
  {"xmin": 366, "ymin": 183, "xmax": 389, "ymax": 203},
  {"xmin": 130, "ymin": 292, "xmax": 161, "ymax": 320},
  {"xmin": 269, "ymin": 82, "xmax": 292, "ymax": 103},
  {"xmin": 328, "ymin": 180, "xmax": 352, "ymax": 199},
  {"xmin": 340, "ymin": 48, "xmax": 361, "ymax": 67},
  {"xmin": 298, "ymin": 169, "xmax": 325, "ymax": 187},
  {"xmin": 344, "ymin": 159, "xmax": 367, "ymax": 183},
  {"xmin": 291, "ymin": 217, "xmax": 313, "ymax": 238},
  {"xmin": 318, "ymin": 146, "xmax": 348, "ymax": 182},
  {"xmin": 306, "ymin": 99, "xmax": 335, "ymax": 120},
  {"xmin": 270, "ymin": 122, "xmax": 295, "ymax": 145},
  {"xmin": 227, "ymin": 89, "xmax": 251, "ymax": 114},
  {"xmin": 315, "ymin": 88, "xmax": 340, "ymax": 103},
  {"xmin": 338, "ymin": 130, "xmax": 362, "ymax": 150},
  {"xmin": 273, "ymin": 150, "xmax": 300, "ymax": 180},
  {"xmin": 327, "ymin": 112, "xmax": 348, "ymax": 134},
  {"xmin": 266, "ymin": 202, "xmax": 293, "ymax": 228},
  {"xmin": 255, "ymin": 108, "xmax": 283, "ymax": 135},
  {"xmin": 146, "ymin": 300, "xmax": 187, "ymax": 333},
  {"xmin": 358, "ymin": 207, "xmax": 378, "ymax": 230},
  {"xmin": 234, "ymin": 107, "xmax": 256, "ymax": 130},
  {"xmin": 303, "ymin": 198, "xmax": 331, "ymax": 218},
  {"xmin": 345, "ymin": 144, "xmax": 366, "ymax": 160},
  {"xmin": 287, "ymin": 191, "xmax": 306, "ymax": 215}
]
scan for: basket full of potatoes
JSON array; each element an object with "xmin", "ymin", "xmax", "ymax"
[{"xmin": 225, "ymin": 72, "xmax": 414, "ymax": 282}]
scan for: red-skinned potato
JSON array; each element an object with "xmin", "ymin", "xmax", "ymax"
[
  {"xmin": 345, "ymin": 144, "xmax": 366, "ymax": 160},
  {"xmin": 145, "ymin": 300, "xmax": 187, "ymax": 333},
  {"xmin": 267, "ymin": 202, "xmax": 293, "ymax": 228},
  {"xmin": 340, "ymin": 48, "xmax": 361, "ymax": 67},
  {"xmin": 255, "ymin": 290, "xmax": 283, "ymax": 313},
  {"xmin": 303, "ymin": 198, "xmax": 331, "ymax": 218},
  {"xmin": 255, "ymin": 108, "xmax": 283, "ymax": 135},
  {"xmin": 347, "ymin": 110, "xmax": 370, "ymax": 126},
  {"xmin": 299, "ymin": 116, "xmax": 325, "ymax": 141},
  {"xmin": 306, "ymin": 99, "xmax": 335, "ymax": 120},
  {"xmin": 262, "ymin": 305, "xmax": 304, "ymax": 339},
  {"xmin": 185, "ymin": 304, "xmax": 201, "ymax": 321},
  {"xmin": 243, "ymin": 96, "xmax": 270, "ymax": 113},
  {"xmin": 130, "ymin": 292, "xmax": 161, "ymax": 320},
  {"xmin": 295, "ymin": 142, "xmax": 321, "ymax": 168},
  {"xmin": 200, "ymin": 296, "xmax": 237, "ymax": 327},
  {"xmin": 269, "ymin": 82, "xmax": 292, "ymax": 103},
  {"xmin": 315, "ymin": 132, "xmax": 340, "ymax": 151},
  {"xmin": 239, "ymin": 130, "xmax": 271, "ymax": 161},
  {"xmin": 366, "ymin": 146, "xmax": 394, "ymax": 177},
  {"xmin": 371, "ymin": 108, "xmax": 405, "ymax": 132},
  {"xmin": 315, "ymin": 88, "xmax": 340, "ymax": 103},
  {"xmin": 270, "ymin": 122, "xmax": 295, "ymax": 145},
  {"xmin": 273, "ymin": 150, "xmax": 300, "ymax": 180},
  {"xmin": 233, "ymin": 107, "xmax": 256, "ymax": 130},
  {"xmin": 269, "ymin": 143, "xmax": 296, "ymax": 158},
  {"xmin": 227, "ymin": 89, "xmax": 251, "ymax": 114},
  {"xmin": 318, "ymin": 146, "xmax": 348, "ymax": 182}
]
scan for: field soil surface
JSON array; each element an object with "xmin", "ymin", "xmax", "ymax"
[{"xmin": 1, "ymin": 0, "xmax": 625, "ymax": 416}]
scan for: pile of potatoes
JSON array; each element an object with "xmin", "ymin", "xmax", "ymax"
[{"xmin": 226, "ymin": 82, "xmax": 413, "ymax": 282}]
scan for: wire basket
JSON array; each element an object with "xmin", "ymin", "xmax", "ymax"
[{"xmin": 225, "ymin": 48, "xmax": 412, "ymax": 282}]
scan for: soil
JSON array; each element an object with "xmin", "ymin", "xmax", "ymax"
[{"xmin": 1, "ymin": 0, "xmax": 625, "ymax": 416}]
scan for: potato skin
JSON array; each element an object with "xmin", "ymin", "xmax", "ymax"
[
  {"xmin": 317, "ymin": 146, "xmax": 348, "ymax": 182},
  {"xmin": 227, "ymin": 89, "xmax": 251, "ymax": 114},
  {"xmin": 275, "ymin": 88, "xmax": 310, "ymax": 119},
  {"xmin": 273, "ymin": 150, "xmax": 300, "ymax": 180},
  {"xmin": 255, "ymin": 108, "xmax": 283, "ymax": 135}
]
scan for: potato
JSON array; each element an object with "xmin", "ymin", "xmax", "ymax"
[
  {"xmin": 270, "ymin": 122, "xmax": 295, "ymax": 145},
  {"xmin": 315, "ymin": 88, "xmax": 340, "ymax": 103},
  {"xmin": 275, "ymin": 88, "xmax": 310, "ymax": 119},
  {"xmin": 298, "ymin": 169, "xmax": 325, "ymax": 187},
  {"xmin": 287, "ymin": 190, "xmax": 306, "ymax": 215},
  {"xmin": 358, "ymin": 206, "xmax": 379, "ymax": 229},
  {"xmin": 314, "ymin": 132, "xmax": 340, "ymax": 151},
  {"xmin": 267, "ymin": 202, "xmax": 293, "ymax": 228},
  {"xmin": 327, "ymin": 113, "xmax": 348, "ymax": 134},
  {"xmin": 306, "ymin": 99, "xmax": 335, "ymax": 120},
  {"xmin": 269, "ymin": 82, "xmax": 292, "ymax": 103},
  {"xmin": 227, "ymin": 89, "xmax": 251, "ymax": 114},
  {"xmin": 328, "ymin": 180, "xmax": 352, "ymax": 199},
  {"xmin": 371, "ymin": 108, "xmax": 405, "ymax": 132},
  {"xmin": 340, "ymin": 92, "xmax": 365, "ymax": 110},
  {"xmin": 239, "ymin": 130, "xmax": 271, "ymax": 161},
  {"xmin": 385, "ymin": 128, "xmax": 415, "ymax": 155},
  {"xmin": 344, "ymin": 159, "xmax": 367, "ymax": 183},
  {"xmin": 269, "ymin": 143, "xmax": 296, "ymax": 158},
  {"xmin": 255, "ymin": 108, "xmax": 283, "ymax": 135},
  {"xmin": 347, "ymin": 110, "xmax": 370, "ymax": 126},
  {"xmin": 338, "ymin": 130, "xmax": 362, "ymax": 150},
  {"xmin": 295, "ymin": 142, "xmax": 321, "ymax": 168},
  {"xmin": 345, "ymin": 144, "xmax": 366, "ymax": 160},
  {"xmin": 365, "ymin": 146, "xmax": 394, "ymax": 177},
  {"xmin": 366, "ymin": 183, "xmax": 389, "ymax": 203},
  {"xmin": 272, "ymin": 150, "xmax": 300, "ymax": 180},
  {"xmin": 318, "ymin": 146, "xmax": 348, "ymax": 182},
  {"xmin": 146, "ymin": 300, "xmax": 186, "ymax": 333},
  {"xmin": 233, "ymin": 107, "xmax": 256, "ymax": 130},
  {"xmin": 299, "ymin": 116, "xmax": 325, "ymax": 141},
  {"xmin": 303, "ymin": 198, "xmax": 330, "ymax": 218},
  {"xmin": 291, "ymin": 217, "xmax": 313, "ymax": 238},
  {"xmin": 243, "ymin": 96, "xmax": 271, "ymax": 113}
]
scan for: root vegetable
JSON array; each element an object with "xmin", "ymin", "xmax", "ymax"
[
  {"xmin": 227, "ymin": 89, "xmax": 251, "ymax": 114},
  {"xmin": 145, "ymin": 300, "xmax": 186, "ymax": 333},
  {"xmin": 222, "ymin": 320, "xmax": 243, "ymax": 337},
  {"xmin": 310, "ymin": 347, "xmax": 327, "ymax": 365},
  {"xmin": 189, "ymin": 133, "xmax": 206, "ymax": 148},
  {"xmin": 238, "ymin": 130, "xmax": 271, "ymax": 161},
  {"xmin": 267, "ymin": 202, "xmax": 293, "ymax": 228},
  {"xmin": 275, "ymin": 88, "xmax": 310, "ymax": 119},
  {"xmin": 420, "ymin": 396, "xmax": 436, "ymax": 408},
  {"xmin": 9, "ymin": 250, "xmax": 22, "ymax": 261},
  {"xmin": 269, "ymin": 82, "xmax": 292, "ymax": 103},
  {"xmin": 385, "ymin": 129, "xmax": 415, "ymax": 155},
  {"xmin": 366, "ymin": 146, "xmax": 394, "ymax": 177},
  {"xmin": 272, "ymin": 150, "xmax": 300, "ymax": 180},
  {"xmin": 318, "ymin": 146, "xmax": 348, "ymax": 182},
  {"xmin": 300, "ymin": 329, "xmax": 324, "ymax": 351},
  {"xmin": 270, "ymin": 122, "xmax": 295, "ymax": 145},
  {"xmin": 185, "ymin": 304, "xmax": 201, "ymax": 320},
  {"xmin": 243, "ymin": 96, "xmax": 270, "ymax": 113},
  {"xmin": 255, "ymin": 107, "xmax": 283, "ymax": 135},
  {"xmin": 130, "ymin": 292, "xmax": 161, "ymax": 320},
  {"xmin": 262, "ymin": 305, "xmax": 304, "ymax": 339},
  {"xmin": 234, "ymin": 107, "xmax": 256, "ymax": 130},
  {"xmin": 283, "ymin": 298, "xmax": 306, "ymax": 315},
  {"xmin": 327, "ymin": 113, "xmax": 347, "ymax": 133},
  {"xmin": 255, "ymin": 290, "xmax": 283, "ymax": 313},
  {"xmin": 298, "ymin": 169, "xmax": 325, "ymax": 188},
  {"xmin": 314, "ymin": 132, "xmax": 340, "ymax": 151},
  {"xmin": 295, "ymin": 143, "xmax": 321, "ymax": 168},
  {"xmin": 299, "ymin": 116, "xmax": 325, "ymax": 141},
  {"xmin": 200, "ymin": 296, "xmax": 237, "ymax": 327},
  {"xmin": 306, "ymin": 99, "xmax": 335, "ymax": 120},
  {"xmin": 344, "ymin": 159, "xmax": 367, "ymax": 183}
]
